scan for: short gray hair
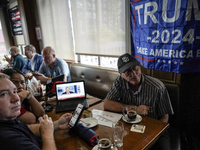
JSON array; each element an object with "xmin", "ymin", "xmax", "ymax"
[
  {"xmin": 0, "ymin": 73, "xmax": 10, "ymax": 80},
  {"xmin": 25, "ymin": 44, "xmax": 36, "ymax": 52}
]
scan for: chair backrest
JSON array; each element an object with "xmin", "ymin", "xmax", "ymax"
[
  {"xmin": 165, "ymin": 83, "xmax": 180, "ymax": 128},
  {"xmin": 70, "ymin": 64, "xmax": 118, "ymax": 99}
]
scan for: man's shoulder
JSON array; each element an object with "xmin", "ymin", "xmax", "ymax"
[
  {"xmin": 15, "ymin": 54, "xmax": 25, "ymax": 61},
  {"xmin": 34, "ymin": 53, "xmax": 43, "ymax": 61},
  {"xmin": 56, "ymin": 58, "xmax": 68, "ymax": 67},
  {"xmin": 143, "ymin": 74, "xmax": 165, "ymax": 89},
  {"xmin": 35, "ymin": 53, "xmax": 42, "ymax": 58},
  {"xmin": 113, "ymin": 76, "xmax": 127, "ymax": 86}
]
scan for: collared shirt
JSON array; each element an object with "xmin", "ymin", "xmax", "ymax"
[
  {"xmin": 0, "ymin": 119, "xmax": 41, "ymax": 150},
  {"xmin": 30, "ymin": 53, "xmax": 36, "ymax": 71},
  {"xmin": 12, "ymin": 54, "xmax": 26, "ymax": 70},
  {"xmin": 106, "ymin": 74, "xmax": 174, "ymax": 120},
  {"xmin": 38, "ymin": 58, "xmax": 71, "ymax": 82},
  {"xmin": 22, "ymin": 53, "xmax": 43, "ymax": 74}
]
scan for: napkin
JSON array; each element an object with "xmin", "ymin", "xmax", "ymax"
[{"xmin": 71, "ymin": 122, "xmax": 98, "ymax": 146}]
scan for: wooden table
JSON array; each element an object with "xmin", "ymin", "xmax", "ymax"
[{"xmin": 46, "ymin": 102, "xmax": 169, "ymax": 150}]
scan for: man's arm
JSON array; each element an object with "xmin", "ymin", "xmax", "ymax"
[
  {"xmin": 63, "ymin": 76, "xmax": 67, "ymax": 82},
  {"xmin": 18, "ymin": 111, "xmax": 36, "ymax": 124},
  {"xmin": 28, "ymin": 113, "xmax": 72, "ymax": 137},
  {"xmin": 159, "ymin": 114, "xmax": 169, "ymax": 123},
  {"xmin": 104, "ymin": 98, "xmax": 150, "ymax": 115},
  {"xmin": 22, "ymin": 60, "xmax": 31, "ymax": 74},
  {"xmin": 4, "ymin": 55, "xmax": 12, "ymax": 65}
]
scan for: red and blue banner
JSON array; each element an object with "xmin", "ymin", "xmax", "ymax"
[{"xmin": 130, "ymin": 0, "xmax": 200, "ymax": 73}]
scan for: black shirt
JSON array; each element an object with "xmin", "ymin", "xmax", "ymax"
[{"xmin": 0, "ymin": 119, "xmax": 41, "ymax": 150}]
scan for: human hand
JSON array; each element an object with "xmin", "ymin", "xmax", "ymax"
[
  {"xmin": 4, "ymin": 55, "xmax": 10, "ymax": 62},
  {"xmin": 25, "ymin": 72, "xmax": 33, "ymax": 78},
  {"xmin": 38, "ymin": 115, "xmax": 54, "ymax": 139},
  {"xmin": 18, "ymin": 90, "xmax": 31, "ymax": 102},
  {"xmin": 56, "ymin": 113, "xmax": 72, "ymax": 130},
  {"xmin": 137, "ymin": 105, "xmax": 150, "ymax": 116},
  {"xmin": 34, "ymin": 72, "xmax": 47, "ymax": 82}
]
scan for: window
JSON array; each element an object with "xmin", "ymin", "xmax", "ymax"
[
  {"xmin": 0, "ymin": 22, "xmax": 6, "ymax": 55},
  {"xmin": 37, "ymin": 0, "xmax": 130, "ymax": 69},
  {"xmin": 37, "ymin": 0, "xmax": 74, "ymax": 61}
]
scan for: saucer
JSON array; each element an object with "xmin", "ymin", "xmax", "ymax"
[
  {"xmin": 80, "ymin": 117, "xmax": 98, "ymax": 128},
  {"xmin": 92, "ymin": 145, "xmax": 118, "ymax": 150},
  {"xmin": 122, "ymin": 114, "xmax": 142, "ymax": 124}
]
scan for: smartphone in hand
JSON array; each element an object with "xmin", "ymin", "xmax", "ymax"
[
  {"xmin": 69, "ymin": 104, "xmax": 84, "ymax": 128},
  {"xmin": 32, "ymin": 72, "xmax": 40, "ymax": 76}
]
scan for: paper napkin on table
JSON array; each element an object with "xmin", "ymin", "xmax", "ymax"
[{"xmin": 130, "ymin": 124, "xmax": 145, "ymax": 133}]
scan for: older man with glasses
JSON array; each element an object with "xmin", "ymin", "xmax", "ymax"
[
  {"xmin": 4, "ymin": 46, "xmax": 25, "ymax": 70},
  {"xmin": 104, "ymin": 53, "xmax": 174, "ymax": 150},
  {"xmin": 22, "ymin": 44, "xmax": 43, "ymax": 78}
]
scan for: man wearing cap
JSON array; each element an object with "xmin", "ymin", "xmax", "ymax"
[{"xmin": 104, "ymin": 53, "xmax": 174, "ymax": 150}]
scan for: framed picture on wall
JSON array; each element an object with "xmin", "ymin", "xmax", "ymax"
[
  {"xmin": 35, "ymin": 26, "xmax": 42, "ymax": 41},
  {"xmin": 8, "ymin": 6, "xmax": 23, "ymax": 35}
]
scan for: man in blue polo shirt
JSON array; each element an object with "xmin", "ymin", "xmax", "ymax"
[
  {"xmin": 4, "ymin": 46, "xmax": 25, "ymax": 70},
  {"xmin": 35, "ymin": 46, "xmax": 71, "ymax": 82},
  {"xmin": 22, "ymin": 44, "xmax": 43, "ymax": 78}
]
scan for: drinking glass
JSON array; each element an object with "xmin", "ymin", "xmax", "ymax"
[
  {"xmin": 97, "ymin": 132, "xmax": 112, "ymax": 150},
  {"xmin": 112, "ymin": 121, "xmax": 124, "ymax": 148}
]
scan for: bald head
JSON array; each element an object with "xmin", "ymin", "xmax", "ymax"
[
  {"xmin": 10, "ymin": 46, "xmax": 19, "ymax": 57},
  {"xmin": 42, "ymin": 46, "xmax": 55, "ymax": 55},
  {"xmin": 42, "ymin": 46, "xmax": 56, "ymax": 67}
]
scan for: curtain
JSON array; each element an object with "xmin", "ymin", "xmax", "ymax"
[
  {"xmin": 37, "ymin": 0, "xmax": 75, "ymax": 60},
  {"xmin": 71, "ymin": 0, "xmax": 126, "ymax": 57}
]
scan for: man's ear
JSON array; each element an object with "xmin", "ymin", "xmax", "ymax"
[
  {"xmin": 119, "ymin": 71, "xmax": 122, "ymax": 76},
  {"xmin": 52, "ymin": 54, "xmax": 56, "ymax": 58}
]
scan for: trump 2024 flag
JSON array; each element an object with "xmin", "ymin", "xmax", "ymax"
[{"xmin": 130, "ymin": 0, "xmax": 200, "ymax": 73}]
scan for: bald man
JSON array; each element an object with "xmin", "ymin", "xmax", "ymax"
[
  {"xmin": 4, "ymin": 46, "xmax": 25, "ymax": 70},
  {"xmin": 35, "ymin": 46, "xmax": 71, "ymax": 82}
]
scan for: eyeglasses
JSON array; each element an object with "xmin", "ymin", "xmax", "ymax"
[{"xmin": 124, "ymin": 66, "xmax": 140, "ymax": 76}]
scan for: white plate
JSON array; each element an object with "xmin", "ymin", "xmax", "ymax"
[
  {"xmin": 122, "ymin": 114, "xmax": 142, "ymax": 124},
  {"xmin": 80, "ymin": 117, "xmax": 98, "ymax": 128},
  {"xmin": 92, "ymin": 145, "xmax": 118, "ymax": 150}
]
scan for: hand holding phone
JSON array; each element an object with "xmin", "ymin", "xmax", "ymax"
[
  {"xmin": 69, "ymin": 104, "xmax": 84, "ymax": 128},
  {"xmin": 32, "ymin": 72, "xmax": 40, "ymax": 76}
]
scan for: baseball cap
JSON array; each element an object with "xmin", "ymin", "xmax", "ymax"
[{"xmin": 117, "ymin": 53, "xmax": 140, "ymax": 73}]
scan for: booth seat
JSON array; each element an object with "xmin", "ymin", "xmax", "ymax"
[{"xmin": 69, "ymin": 63, "xmax": 181, "ymax": 150}]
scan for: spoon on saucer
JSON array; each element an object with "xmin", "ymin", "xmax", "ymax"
[{"xmin": 80, "ymin": 120, "xmax": 91, "ymax": 127}]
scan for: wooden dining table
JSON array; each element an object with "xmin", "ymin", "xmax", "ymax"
[{"xmin": 45, "ymin": 97, "xmax": 169, "ymax": 150}]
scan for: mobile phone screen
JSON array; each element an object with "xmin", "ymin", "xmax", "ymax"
[{"xmin": 69, "ymin": 104, "xmax": 84, "ymax": 128}]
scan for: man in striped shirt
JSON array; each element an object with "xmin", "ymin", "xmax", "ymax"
[{"xmin": 104, "ymin": 53, "xmax": 174, "ymax": 150}]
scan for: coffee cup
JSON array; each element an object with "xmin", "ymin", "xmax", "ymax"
[
  {"xmin": 122, "ymin": 106, "xmax": 137, "ymax": 121},
  {"xmin": 127, "ymin": 110, "xmax": 137, "ymax": 120}
]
